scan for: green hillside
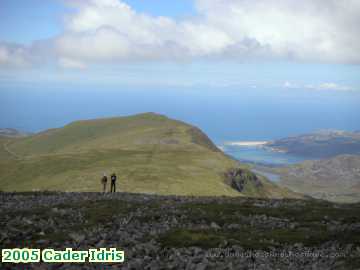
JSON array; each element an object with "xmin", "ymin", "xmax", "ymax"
[
  {"xmin": 274, "ymin": 154, "xmax": 360, "ymax": 203},
  {"xmin": 0, "ymin": 113, "xmax": 297, "ymax": 198}
]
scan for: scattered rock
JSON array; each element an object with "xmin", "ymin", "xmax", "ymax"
[
  {"xmin": 210, "ymin": 222, "xmax": 221, "ymax": 230},
  {"xmin": 69, "ymin": 233, "xmax": 85, "ymax": 243},
  {"xmin": 196, "ymin": 263, "xmax": 207, "ymax": 270},
  {"xmin": 0, "ymin": 192, "xmax": 356, "ymax": 270}
]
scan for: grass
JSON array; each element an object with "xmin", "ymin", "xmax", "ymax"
[
  {"xmin": 0, "ymin": 148, "xmax": 240, "ymax": 195},
  {"xmin": 159, "ymin": 225, "xmax": 360, "ymax": 250},
  {"xmin": 273, "ymin": 155, "xmax": 360, "ymax": 203},
  {"xmin": 345, "ymin": 257, "xmax": 360, "ymax": 269},
  {"xmin": 6, "ymin": 113, "xmax": 200, "ymax": 156},
  {"xmin": 77, "ymin": 199, "xmax": 138, "ymax": 226},
  {"xmin": 0, "ymin": 137, "xmax": 17, "ymax": 160},
  {"xmin": 159, "ymin": 200, "xmax": 360, "ymax": 249},
  {"xmin": 0, "ymin": 113, "xmax": 249, "ymax": 196},
  {"xmin": 180, "ymin": 200, "xmax": 360, "ymax": 225},
  {"xmin": 158, "ymin": 227, "xmax": 333, "ymax": 249},
  {"xmin": 0, "ymin": 113, "xmax": 298, "ymax": 198}
]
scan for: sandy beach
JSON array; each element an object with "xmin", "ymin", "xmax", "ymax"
[{"xmin": 224, "ymin": 141, "xmax": 269, "ymax": 147}]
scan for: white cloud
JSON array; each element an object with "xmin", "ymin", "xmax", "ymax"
[
  {"xmin": 1, "ymin": 0, "xmax": 360, "ymax": 68},
  {"xmin": 306, "ymin": 83, "xmax": 355, "ymax": 91},
  {"xmin": 0, "ymin": 44, "xmax": 30, "ymax": 68},
  {"xmin": 282, "ymin": 81, "xmax": 356, "ymax": 91},
  {"xmin": 58, "ymin": 57, "xmax": 87, "ymax": 69},
  {"xmin": 283, "ymin": 81, "xmax": 298, "ymax": 89},
  {"xmin": 55, "ymin": 0, "xmax": 235, "ymax": 64},
  {"xmin": 196, "ymin": 0, "xmax": 360, "ymax": 63}
]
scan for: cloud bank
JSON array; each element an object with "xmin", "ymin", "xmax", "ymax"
[
  {"xmin": 0, "ymin": 43, "xmax": 30, "ymax": 68},
  {"xmin": 1, "ymin": 0, "xmax": 360, "ymax": 69},
  {"xmin": 283, "ymin": 81, "xmax": 355, "ymax": 91},
  {"xmin": 306, "ymin": 82, "xmax": 355, "ymax": 91}
]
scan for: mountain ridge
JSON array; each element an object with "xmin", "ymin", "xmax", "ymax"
[{"xmin": 0, "ymin": 113, "xmax": 297, "ymax": 198}]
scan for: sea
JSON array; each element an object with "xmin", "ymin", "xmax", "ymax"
[
  {"xmin": 220, "ymin": 143, "xmax": 307, "ymax": 166},
  {"xmin": 1, "ymin": 85, "xmax": 360, "ymax": 166}
]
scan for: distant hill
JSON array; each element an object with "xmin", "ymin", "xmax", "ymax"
[
  {"xmin": 275, "ymin": 154, "xmax": 360, "ymax": 203},
  {"xmin": 0, "ymin": 113, "xmax": 296, "ymax": 198},
  {"xmin": 0, "ymin": 128, "xmax": 29, "ymax": 138},
  {"xmin": 266, "ymin": 130, "xmax": 360, "ymax": 158}
]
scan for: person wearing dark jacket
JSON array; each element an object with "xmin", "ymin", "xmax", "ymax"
[{"xmin": 110, "ymin": 173, "xmax": 117, "ymax": 193}]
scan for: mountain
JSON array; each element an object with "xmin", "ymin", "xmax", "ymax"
[
  {"xmin": 266, "ymin": 130, "xmax": 360, "ymax": 158},
  {"xmin": 0, "ymin": 113, "xmax": 296, "ymax": 198},
  {"xmin": 0, "ymin": 128, "xmax": 29, "ymax": 137},
  {"xmin": 275, "ymin": 154, "xmax": 360, "ymax": 203}
]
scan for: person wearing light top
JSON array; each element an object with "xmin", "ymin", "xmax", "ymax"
[{"xmin": 101, "ymin": 173, "xmax": 107, "ymax": 193}]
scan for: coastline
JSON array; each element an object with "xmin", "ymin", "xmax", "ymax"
[
  {"xmin": 223, "ymin": 141, "xmax": 288, "ymax": 153},
  {"xmin": 224, "ymin": 141, "xmax": 269, "ymax": 147}
]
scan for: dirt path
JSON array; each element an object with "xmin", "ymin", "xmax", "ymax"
[{"xmin": 3, "ymin": 140, "xmax": 23, "ymax": 160}]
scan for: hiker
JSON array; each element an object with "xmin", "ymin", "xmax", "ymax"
[
  {"xmin": 101, "ymin": 173, "xmax": 107, "ymax": 193},
  {"xmin": 110, "ymin": 173, "xmax": 117, "ymax": 193}
]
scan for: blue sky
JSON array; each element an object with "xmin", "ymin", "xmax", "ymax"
[
  {"xmin": 122, "ymin": 0, "xmax": 195, "ymax": 18},
  {"xmin": 0, "ymin": 0, "xmax": 359, "ymax": 91},
  {"xmin": 0, "ymin": 0, "xmax": 65, "ymax": 44},
  {"xmin": 0, "ymin": 0, "xmax": 195, "ymax": 44},
  {"xmin": 0, "ymin": 0, "xmax": 359, "ymax": 137}
]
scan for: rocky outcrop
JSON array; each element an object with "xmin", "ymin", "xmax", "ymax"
[{"xmin": 225, "ymin": 168, "xmax": 262, "ymax": 192}]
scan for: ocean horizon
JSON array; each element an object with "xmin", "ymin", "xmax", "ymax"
[{"xmin": 2, "ymin": 86, "xmax": 360, "ymax": 153}]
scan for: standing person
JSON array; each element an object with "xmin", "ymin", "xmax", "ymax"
[
  {"xmin": 110, "ymin": 173, "xmax": 117, "ymax": 193},
  {"xmin": 101, "ymin": 173, "xmax": 107, "ymax": 193}
]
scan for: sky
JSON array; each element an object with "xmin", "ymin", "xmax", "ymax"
[
  {"xmin": 0, "ymin": 0, "xmax": 360, "ymax": 138},
  {"xmin": 0, "ymin": 0, "xmax": 359, "ymax": 89}
]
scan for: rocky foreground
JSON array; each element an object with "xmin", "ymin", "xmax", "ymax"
[{"xmin": 1, "ymin": 192, "xmax": 360, "ymax": 270}]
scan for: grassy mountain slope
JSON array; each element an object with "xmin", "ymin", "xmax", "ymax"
[
  {"xmin": 0, "ymin": 113, "xmax": 297, "ymax": 198},
  {"xmin": 275, "ymin": 154, "xmax": 360, "ymax": 202},
  {"xmin": 0, "ymin": 137, "xmax": 16, "ymax": 160}
]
